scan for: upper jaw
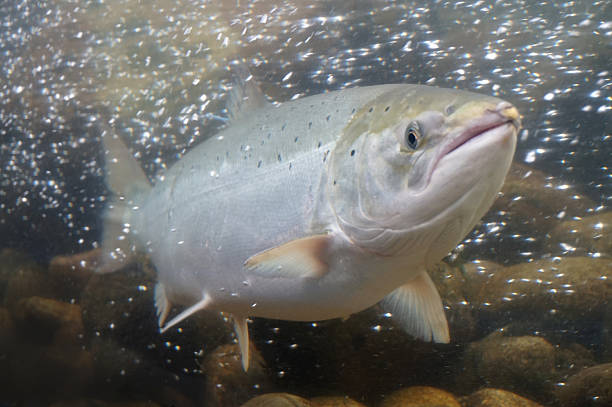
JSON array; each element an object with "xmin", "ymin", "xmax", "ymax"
[
  {"xmin": 421, "ymin": 101, "xmax": 520, "ymax": 189},
  {"xmin": 442, "ymin": 101, "xmax": 521, "ymax": 157}
]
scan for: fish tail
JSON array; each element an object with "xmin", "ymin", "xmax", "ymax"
[{"xmin": 97, "ymin": 124, "xmax": 151, "ymax": 273}]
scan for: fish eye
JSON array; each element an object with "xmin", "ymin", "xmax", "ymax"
[{"xmin": 404, "ymin": 122, "xmax": 421, "ymax": 150}]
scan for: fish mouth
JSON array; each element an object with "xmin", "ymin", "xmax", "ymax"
[
  {"xmin": 442, "ymin": 101, "xmax": 521, "ymax": 158},
  {"xmin": 423, "ymin": 101, "xmax": 520, "ymax": 189}
]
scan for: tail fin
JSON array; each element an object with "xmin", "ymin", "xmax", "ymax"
[{"xmin": 98, "ymin": 125, "xmax": 152, "ymax": 273}]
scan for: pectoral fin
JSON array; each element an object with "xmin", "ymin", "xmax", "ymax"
[
  {"xmin": 244, "ymin": 234, "xmax": 331, "ymax": 279},
  {"xmin": 381, "ymin": 271, "xmax": 450, "ymax": 343}
]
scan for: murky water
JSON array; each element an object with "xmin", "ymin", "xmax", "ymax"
[{"xmin": 0, "ymin": 1, "xmax": 610, "ymax": 406}]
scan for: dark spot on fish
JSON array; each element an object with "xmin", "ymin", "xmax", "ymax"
[
  {"xmin": 368, "ymin": 107, "xmax": 374, "ymax": 113},
  {"xmin": 350, "ymin": 149, "xmax": 355, "ymax": 156},
  {"xmin": 385, "ymin": 106, "xmax": 390, "ymax": 112},
  {"xmin": 308, "ymin": 121, "xmax": 312, "ymax": 129}
]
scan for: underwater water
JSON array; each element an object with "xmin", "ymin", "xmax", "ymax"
[{"xmin": 0, "ymin": 0, "xmax": 610, "ymax": 406}]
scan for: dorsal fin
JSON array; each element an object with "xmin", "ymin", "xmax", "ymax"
[{"xmin": 226, "ymin": 61, "xmax": 270, "ymax": 123}]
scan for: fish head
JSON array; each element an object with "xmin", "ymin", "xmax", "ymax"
[{"xmin": 329, "ymin": 85, "xmax": 520, "ymax": 262}]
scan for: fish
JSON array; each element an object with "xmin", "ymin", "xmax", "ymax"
[{"xmin": 98, "ymin": 69, "xmax": 520, "ymax": 371}]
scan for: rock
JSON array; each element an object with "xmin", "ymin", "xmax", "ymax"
[
  {"xmin": 463, "ymin": 388, "xmax": 544, "ymax": 407},
  {"xmin": 5, "ymin": 342, "xmax": 94, "ymax": 401},
  {"xmin": 310, "ymin": 396, "xmax": 367, "ymax": 407},
  {"xmin": 557, "ymin": 363, "xmax": 612, "ymax": 407},
  {"xmin": 0, "ymin": 248, "xmax": 37, "ymax": 288},
  {"xmin": 0, "ymin": 296, "xmax": 91, "ymax": 400},
  {"xmin": 429, "ymin": 262, "xmax": 481, "ymax": 343},
  {"xmin": 2, "ymin": 256, "xmax": 61, "ymax": 310},
  {"xmin": 0, "ymin": 306, "xmax": 16, "ymax": 397},
  {"xmin": 547, "ymin": 212, "xmax": 612, "ymax": 256},
  {"xmin": 48, "ymin": 400, "xmax": 111, "ymax": 407},
  {"xmin": 0, "ymin": 306, "xmax": 16, "ymax": 348},
  {"xmin": 315, "ymin": 308, "xmax": 457, "ymax": 400},
  {"xmin": 48, "ymin": 248, "xmax": 101, "ymax": 295},
  {"xmin": 462, "ymin": 333, "xmax": 556, "ymax": 401},
  {"xmin": 379, "ymin": 386, "xmax": 461, "ymax": 407},
  {"xmin": 241, "ymin": 393, "xmax": 312, "ymax": 407},
  {"xmin": 203, "ymin": 343, "xmax": 270, "ymax": 407},
  {"xmin": 554, "ymin": 343, "xmax": 596, "ymax": 380},
  {"xmin": 463, "ymin": 257, "xmax": 612, "ymax": 325},
  {"xmin": 48, "ymin": 400, "xmax": 162, "ymax": 407},
  {"xmin": 493, "ymin": 163, "xmax": 595, "ymax": 236},
  {"xmin": 12, "ymin": 296, "xmax": 84, "ymax": 346},
  {"xmin": 88, "ymin": 337, "xmax": 176, "ymax": 399},
  {"xmin": 80, "ymin": 265, "xmax": 157, "ymax": 345}
]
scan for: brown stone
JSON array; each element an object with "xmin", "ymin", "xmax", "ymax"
[
  {"xmin": 203, "ymin": 342, "xmax": 270, "ymax": 407},
  {"xmin": 463, "ymin": 388, "xmax": 543, "ymax": 407},
  {"xmin": 547, "ymin": 212, "xmax": 612, "ymax": 256},
  {"xmin": 3, "ymin": 259, "xmax": 60, "ymax": 310},
  {"xmin": 557, "ymin": 363, "xmax": 612, "ymax": 407},
  {"xmin": 462, "ymin": 333, "xmax": 556, "ymax": 400},
  {"xmin": 241, "ymin": 393, "xmax": 312, "ymax": 407},
  {"xmin": 379, "ymin": 386, "xmax": 461, "ymax": 407},
  {"xmin": 48, "ymin": 401, "xmax": 161, "ymax": 407},
  {"xmin": 12, "ymin": 296, "xmax": 84, "ymax": 345},
  {"xmin": 493, "ymin": 163, "xmax": 595, "ymax": 236},
  {"xmin": 0, "ymin": 306, "xmax": 16, "ymax": 348},
  {"xmin": 310, "ymin": 396, "xmax": 367, "ymax": 407},
  {"xmin": 463, "ymin": 257, "xmax": 612, "ymax": 323}
]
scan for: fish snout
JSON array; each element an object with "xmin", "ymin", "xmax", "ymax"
[{"xmin": 491, "ymin": 101, "xmax": 521, "ymax": 129}]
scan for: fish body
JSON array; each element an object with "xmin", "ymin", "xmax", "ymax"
[{"xmin": 100, "ymin": 79, "xmax": 520, "ymax": 371}]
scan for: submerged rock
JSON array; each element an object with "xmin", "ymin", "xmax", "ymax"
[
  {"xmin": 379, "ymin": 386, "xmax": 461, "ymax": 407},
  {"xmin": 241, "ymin": 393, "xmax": 312, "ymax": 407},
  {"xmin": 547, "ymin": 212, "xmax": 612, "ymax": 256},
  {"xmin": 0, "ymin": 306, "xmax": 16, "ymax": 348},
  {"xmin": 463, "ymin": 257, "xmax": 611, "ymax": 326},
  {"xmin": 310, "ymin": 396, "xmax": 367, "ymax": 407},
  {"xmin": 557, "ymin": 363, "xmax": 612, "ymax": 407},
  {"xmin": 461, "ymin": 333, "xmax": 556, "ymax": 401},
  {"xmin": 12, "ymin": 296, "xmax": 84, "ymax": 346},
  {"xmin": 463, "ymin": 388, "xmax": 543, "ymax": 407},
  {"xmin": 2, "ymin": 257, "xmax": 61, "ymax": 310},
  {"xmin": 48, "ymin": 400, "xmax": 162, "ymax": 407},
  {"xmin": 493, "ymin": 163, "xmax": 595, "ymax": 236},
  {"xmin": 203, "ymin": 343, "xmax": 270, "ymax": 407}
]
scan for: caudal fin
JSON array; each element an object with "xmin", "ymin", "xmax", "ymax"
[{"xmin": 98, "ymin": 125, "xmax": 152, "ymax": 273}]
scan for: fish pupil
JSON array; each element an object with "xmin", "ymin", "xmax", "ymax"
[{"xmin": 406, "ymin": 129, "xmax": 419, "ymax": 149}]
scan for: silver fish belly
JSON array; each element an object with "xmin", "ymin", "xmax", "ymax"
[{"xmin": 98, "ymin": 79, "xmax": 520, "ymax": 371}]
